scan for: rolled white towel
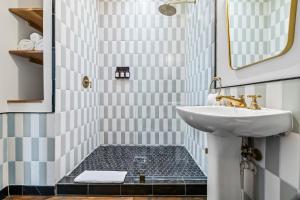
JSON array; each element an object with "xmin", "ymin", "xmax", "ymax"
[
  {"xmin": 34, "ymin": 39, "xmax": 43, "ymax": 50},
  {"xmin": 30, "ymin": 32, "xmax": 43, "ymax": 43},
  {"xmin": 207, "ymin": 93, "xmax": 218, "ymax": 106},
  {"xmin": 18, "ymin": 39, "xmax": 34, "ymax": 50}
]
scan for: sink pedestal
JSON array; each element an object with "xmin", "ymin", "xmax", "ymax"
[{"xmin": 207, "ymin": 132, "xmax": 242, "ymax": 200}]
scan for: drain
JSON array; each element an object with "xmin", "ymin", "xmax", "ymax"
[{"xmin": 133, "ymin": 156, "xmax": 147, "ymax": 183}]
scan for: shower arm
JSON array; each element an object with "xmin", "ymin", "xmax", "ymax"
[{"xmin": 166, "ymin": 0, "xmax": 196, "ymax": 5}]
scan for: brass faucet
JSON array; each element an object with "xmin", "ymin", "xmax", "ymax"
[
  {"xmin": 216, "ymin": 95, "xmax": 247, "ymax": 108},
  {"xmin": 247, "ymin": 95, "xmax": 262, "ymax": 110}
]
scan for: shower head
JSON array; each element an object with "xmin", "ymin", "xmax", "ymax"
[
  {"xmin": 159, "ymin": 0, "xmax": 196, "ymax": 16},
  {"xmin": 159, "ymin": 4, "xmax": 177, "ymax": 16}
]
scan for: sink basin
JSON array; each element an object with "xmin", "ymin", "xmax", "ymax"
[
  {"xmin": 177, "ymin": 106, "xmax": 293, "ymax": 137},
  {"xmin": 177, "ymin": 106, "xmax": 293, "ymax": 200}
]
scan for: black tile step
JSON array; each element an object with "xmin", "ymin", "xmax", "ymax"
[{"xmin": 56, "ymin": 176, "xmax": 207, "ymax": 196}]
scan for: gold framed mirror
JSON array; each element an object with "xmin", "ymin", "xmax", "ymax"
[{"xmin": 227, "ymin": 0, "xmax": 298, "ymax": 70}]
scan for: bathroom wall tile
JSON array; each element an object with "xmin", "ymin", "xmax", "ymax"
[
  {"xmin": 23, "ymin": 115, "xmax": 32, "ymax": 137},
  {"xmin": 254, "ymin": 84, "xmax": 267, "ymax": 107},
  {"xmin": 24, "ymin": 162, "xmax": 31, "ymax": 185},
  {"xmin": 264, "ymin": 170, "xmax": 280, "ymax": 200},
  {"xmin": 7, "ymin": 138, "xmax": 15, "ymax": 162},
  {"xmin": 280, "ymin": 179, "xmax": 299, "ymax": 200},
  {"xmin": 14, "ymin": 114, "xmax": 23, "ymax": 138},
  {"xmin": 95, "ymin": 0, "xmax": 186, "ymax": 148},
  {"xmin": 265, "ymin": 82, "xmax": 283, "ymax": 109},
  {"xmin": 15, "ymin": 162, "xmax": 24, "ymax": 185},
  {"xmin": 15, "ymin": 138, "xmax": 23, "ymax": 161},
  {"xmin": 184, "ymin": 0, "xmax": 215, "ymax": 174},
  {"xmin": 265, "ymin": 136, "xmax": 280, "ymax": 176},
  {"xmin": 279, "ymin": 132, "xmax": 300, "ymax": 188},
  {"xmin": 7, "ymin": 114, "xmax": 15, "ymax": 137},
  {"xmin": 282, "ymin": 80, "xmax": 300, "ymax": 133},
  {"xmin": 8, "ymin": 161, "xmax": 16, "ymax": 185},
  {"xmin": 55, "ymin": 0, "xmax": 105, "ymax": 183},
  {"xmin": 254, "ymin": 165, "xmax": 265, "ymax": 200}
]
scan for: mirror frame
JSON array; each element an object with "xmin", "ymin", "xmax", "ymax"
[{"xmin": 226, "ymin": 0, "xmax": 298, "ymax": 70}]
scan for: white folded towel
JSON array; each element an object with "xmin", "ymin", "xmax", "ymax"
[
  {"xmin": 30, "ymin": 32, "xmax": 43, "ymax": 43},
  {"xmin": 74, "ymin": 171, "xmax": 128, "ymax": 184},
  {"xmin": 207, "ymin": 93, "xmax": 218, "ymax": 106},
  {"xmin": 34, "ymin": 39, "xmax": 43, "ymax": 50},
  {"xmin": 18, "ymin": 39, "xmax": 34, "ymax": 50}
]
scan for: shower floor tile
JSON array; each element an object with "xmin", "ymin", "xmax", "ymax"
[
  {"xmin": 57, "ymin": 146, "xmax": 207, "ymax": 196},
  {"xmin": 69, "ymin": 146, "xmax": 206, "ymax": 177}
]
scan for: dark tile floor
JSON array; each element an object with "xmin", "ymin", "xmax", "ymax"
[
  {"xmin": 69, "ymin": 146, "xmax": 206, "ymax": 178},
  {"xmin": 58, "ymin": 146, "xmax": 207, "ymax": 196}
]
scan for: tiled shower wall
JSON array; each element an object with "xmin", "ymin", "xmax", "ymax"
[
  {"xmin": 56, "ymin": 0, "xmax": 187, "ymax": 179},
  {"xmin": 97, "ymin": 0, "xmax": 186, "ymax": 145},
  {"xmin": 184, "ymin": 0, "xmax": 215, "ymax": 174},
  {"xmin": 54, "ymin": 0, "xmax": 101, "ymax": 181},
  {"xmin": 223, "ymin": 79, "xmax": 300, "ymax": 200}
]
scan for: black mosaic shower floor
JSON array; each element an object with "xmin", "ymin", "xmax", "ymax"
[
  {"xmin": 58, "ymin": 146, "xmax": 207, "ymax": 196},
  {"xmin": 69, "ymin": 146, "xmax": 206, "ymax": 178}
]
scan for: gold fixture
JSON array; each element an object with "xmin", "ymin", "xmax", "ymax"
[
  {"xmin": 216, "ymin": 95, "xmax": 247, "ymax": 108},
  {"xmin": 247, "ymin": 95, "xmax": 262, "ymax": 110},
  {"xmin": 226, "ymin": 0, "xmax": 298, "ymax": 69},
  {"xmin": 82, "ymin": 76, "xmax": 92, "ymax": 88}
]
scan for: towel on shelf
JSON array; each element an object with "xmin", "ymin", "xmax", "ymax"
[
  {"xmin": 207, "ymin": 93, "xmax": 218, "ymax": 106},
  {"xmin": 30, "ymin": 32, "xmax": 43, "ymax": 43},
  {"xmin": 18, "ymin": 39, "xmax": 34, "ymax": 50},
  {"xmin": 74, "ymin": 171, "xmax": 128, "ymax": 184},
  {"xmin": 34, "ymin": 39, "xmax": 43, "ymax": 50}
]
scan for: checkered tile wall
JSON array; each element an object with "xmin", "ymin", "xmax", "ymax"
[
  {"xmin": 54, "ymin": 0, "xmax": 102, "ymax": 182},
  {"xmin": 0, "ymin": 115, "xmax": 8, "ymax": 190},
  {"xmin": 223, "ymin": 79, "xmax": 300, "ymax": 200},
  {"xmin": 228, "ymin": 0, "xmax": 291, "ymax": 69},
  {"xmin": 97, "ymin": 0, "xmax": 186, "ymax": 146},
  {"xmin": 184, "ymin": 0, "xmax": 215, "ymax": 175},
  {"xmin": 5, "ymin": 114, "xmax": 55, "ymax": 186}
]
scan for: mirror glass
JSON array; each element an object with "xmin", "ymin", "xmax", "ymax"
[{"xmin": 227, "ymin": 0, "xmax": 297, "ymax": 69}]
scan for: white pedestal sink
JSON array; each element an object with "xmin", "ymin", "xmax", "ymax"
[{"xmin": 177, "ymin": 106, "xmax": 292, "ymax": 200}]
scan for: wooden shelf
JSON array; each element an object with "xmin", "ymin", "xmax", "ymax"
[
  {"xmin": 9, "ymin": 50, "xmax": 43, "ymax": 65},
  {"xmin": 9, "ymin": 8, "xmax": 43, "ymax": 32},
  {"xmin": 7, "ymin": 99, "xmax": 44, "ymax": 104}
]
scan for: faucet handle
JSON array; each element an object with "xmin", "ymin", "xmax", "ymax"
[{"xmin": 247, "ymin": 95, "xmax": 262, "ymax": 110}]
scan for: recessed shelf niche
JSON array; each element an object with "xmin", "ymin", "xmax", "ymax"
[{"xmin": 0, "ymin": 0, "xmax": 53, "ymax": 112}]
